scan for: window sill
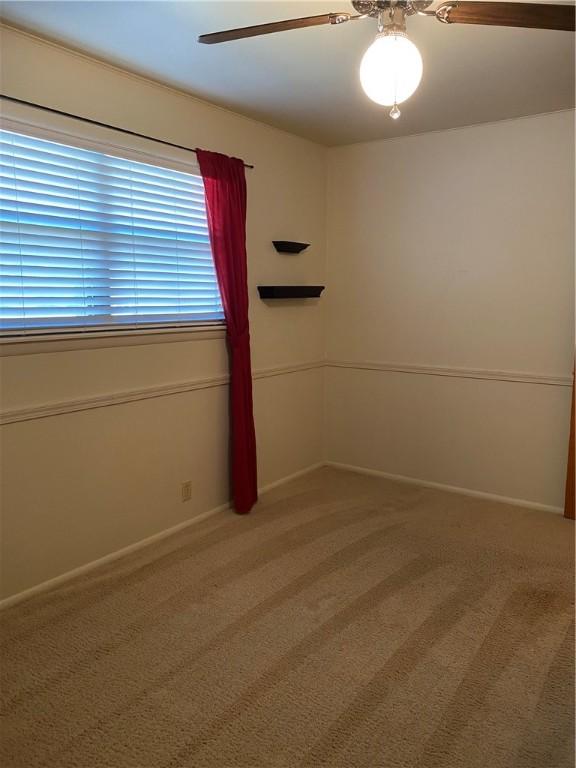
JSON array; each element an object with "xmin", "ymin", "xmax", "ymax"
[{"xmin": 0, "ymin": 323, "xmax": 227, "ymax": 356}]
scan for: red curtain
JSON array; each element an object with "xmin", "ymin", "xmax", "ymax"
[{"xmin": 197, "ymin": 149, "xmax": 257, "ymax": 514}]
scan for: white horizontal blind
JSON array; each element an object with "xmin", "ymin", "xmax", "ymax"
[{"xmin": 0, "ymin": 128, "xmax": 224, "ymax": 334}]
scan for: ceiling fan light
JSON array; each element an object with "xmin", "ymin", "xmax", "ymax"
[{"xmin": 360, "ymin": 33, "xmax": 423, "ymax": 107}]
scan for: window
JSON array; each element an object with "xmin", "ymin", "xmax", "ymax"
[{"xmin": 0, "ymin": 127, "xmax": 224, "ymax": 336}]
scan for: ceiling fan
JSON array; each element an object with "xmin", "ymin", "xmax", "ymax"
[{"xmin": 198, "ymin": 1, "xmax": 575, "ymax": 120}]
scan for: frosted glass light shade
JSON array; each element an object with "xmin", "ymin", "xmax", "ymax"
[{"xmin": 360, "ymin": 34, "xmax": 423, "ymax": 106}]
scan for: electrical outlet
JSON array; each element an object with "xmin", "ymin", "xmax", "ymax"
[{"xmin": 181, "ymin": 481, "xmax": 192, "ymax": 502}]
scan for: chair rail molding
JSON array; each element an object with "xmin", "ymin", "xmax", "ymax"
[
  {"xmin": 326, "ymin": 359, "xmax": 573, "ymax": 387},
  {"xmin": 0, "ymin": 361, "xmax": 324, "ymax": 425},
  {"xmin": 2, "ymin": 359, "xmax": 569, "ymax": 426}
]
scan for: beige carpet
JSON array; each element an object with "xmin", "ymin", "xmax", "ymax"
[{"xmin": 1, "ymin": 467, "xmax": 574, "ymax": 768}]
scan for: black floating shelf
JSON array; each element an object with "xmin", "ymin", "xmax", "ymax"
[
  {"xmin": 258, "ymin": 285, "xmax": 324, "ymax": 300},
  {"xmin": 272, "ymin": 241, "xmax": 310, "ymax": 254}
]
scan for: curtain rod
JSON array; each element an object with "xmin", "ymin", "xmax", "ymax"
[{"xmin": 0, "ymin": 94, "xmax": 255, "ymax": 169}]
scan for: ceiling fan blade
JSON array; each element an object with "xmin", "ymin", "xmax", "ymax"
[
  {"xmin": 435, "ymin": 2, "xmax": 575, "ymax": 31},
  {"xmin": 198, "ymin": 12, "xmax": 356, "ymax": 44}
]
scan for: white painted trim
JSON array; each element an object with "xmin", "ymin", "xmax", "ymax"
[
  {"xmin": 253, "ymin": 361, "xmax": 324, "ymax": 381},
  {"xmin": 1, "ymin": 376, "xmax": 228, "ymax": 425},
  {"xmin": 0, "ymin": 324, "xmax": 226, "ymax": 356},
  {"xmin": 326, "ymin": 360, "xmax": 572, "ymax": 387},
  {"xmin": 0, "ymin": 115, "xmax": 203, "ymax": 175},
  {"xmin": 325, "ymin": 461, "xmax": 563, "ymax": 515},
  {"xmin": 257, "ymin": 462, "xmax": 325, "ymax": 494},
  {"xmin": 0, "ymin": 462, "xmax": 325, "ymax": 610},
  {"xmin": 0, "ymin": 501, "xmax": 230, "ymax": 611},
  {"xmin": 1, "ymin": 457, "xmax": 563, "ymax": 609},
  {"xmin": 2, "ymin": 358, "xmax": 566, "ymax": 425},
  {"xmin": 0, "ymin": 361, "xmax": 324, "ymax": 425}
]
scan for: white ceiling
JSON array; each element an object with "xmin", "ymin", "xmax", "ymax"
[{"xmin": 1, "ymin": 1, "xmax": 574, "ymax": 145}]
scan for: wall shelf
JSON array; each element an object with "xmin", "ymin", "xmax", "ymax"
[
  {"xmin": 272, "ymin": 241, "xmax": 310, "ymax": 254},
  {"xmin": 258, "ymin": 285, "xmax": 324, "ymax": 300}
]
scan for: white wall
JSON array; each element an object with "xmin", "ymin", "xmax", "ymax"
[
  {"xmin": 1, "ymin": 26, "xmax": 573, "ymax": 603},
  {"xmin": 325, "ymin": 111, "xmax": 574, "ymax": 509},
  {"xmin": 0, "ymin": 26, "xmax": 327, "ymax": 599}
]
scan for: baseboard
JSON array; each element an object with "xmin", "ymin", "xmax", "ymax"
[
  {"xmin": 258, "ymin": 463, "xmax": 325, "ymax": 495},
  {"xmin": 325, "ymin": 462, "xmax": 564, "ymax": 515},
  {"xmin": 0, "ymin": 501, "xmax": 231, "ymax": 611},
  {"xmin": 2, "ymin": 460, "xmax": 559, "ymax": 610},
  {"xmin": 0, "ymin": 462, "xmax": 325, "ymax": 611}
]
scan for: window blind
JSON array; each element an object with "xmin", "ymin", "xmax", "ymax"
[{"xmin": 0, "ymin": 128, "xmax": 224, "ymax": 334}]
